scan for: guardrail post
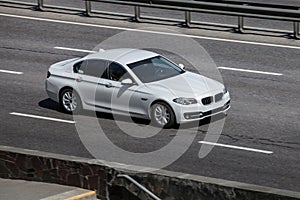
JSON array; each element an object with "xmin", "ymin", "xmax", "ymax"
[
  {"xmin": 37, "ymin": 0, "xmax": 43, "ymax": 11},
  {"xmin": 293, "ymin": 22, "xmax": 299, "ymax": 39},
  {"xmin": 85, "ymin": 0, "xmax": 92, "ymax": 16},
  {"xmin": 238, "ymin": 16, "xmax": 244, "ymax": 33},
  {"xmin": 134, "ymin": 6, "xmax": 141, "ymax": 22},
  {"xmin": 185, "ymin": 11, "xmax": 191, "ymax": 27}
]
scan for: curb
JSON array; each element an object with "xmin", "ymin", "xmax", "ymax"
[
  {"xmin": 65, "ymin": 190, "xmax": 97, "ymax": 200},
  {"xmin": 40, "ymin": 189, "xmax": 97, "ymax": 200}
]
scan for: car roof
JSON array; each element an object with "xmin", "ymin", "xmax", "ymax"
[{"xmin": 84, "ymin": 48, "xmax": 159, "ymax": 65}]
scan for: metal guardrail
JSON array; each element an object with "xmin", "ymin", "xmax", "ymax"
[
  {"xmin": 117, "ymin": 174, "xmax": 161, "ymax": 200},
  {"xmin": 32, "ymin": 0, "xmax": 300, "ymax": 38}
]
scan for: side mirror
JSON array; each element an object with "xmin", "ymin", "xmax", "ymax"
[
  {"xmin": 121, "ymin": 78, "xmax": 134, "ymax": 86},
  {"xmin": 178, "ymin": 64, "xmax": 185, "ymax": 69}
]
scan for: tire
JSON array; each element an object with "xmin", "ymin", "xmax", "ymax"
[
  {"xmin": 150, "ymin": 102, "xmax": 175, "ymax": 128},
  {"xmin": 60, "ymin": 88, "xmax": 82, "ymax": 114}
]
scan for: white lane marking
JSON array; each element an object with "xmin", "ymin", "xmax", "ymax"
[
  {"xmin": 0, "ymin": 69, "xmax": 23, "ymax": 75},
  {"xmin": 198, "ymin": 141, "xmax": 273, "ymax": 154},
  {"xmin": 218, "ymin": 66, "xmax": 283, "ymax": 76},
  {"xmin": 1, "ymin": 13, "xmax": 300, "ymax": 50},
  {"xmin": 10, "ymin": 112, "xmax": 75, "ymax": 124},
  {"xmin": 54, "ymin": 46, "xmax": 96, "ymax": 53}
]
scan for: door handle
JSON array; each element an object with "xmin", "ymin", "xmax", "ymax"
[
  {"xmin": 76, "ymin": 77, "xmax": 83, "ymax": 82},
  {"xmin": 105, "ymin": 82, "xmax": 114, "ymax": 88}
]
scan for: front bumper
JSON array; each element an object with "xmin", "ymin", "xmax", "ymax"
[
  {"xmin": 183, "ymin": 100, "xmax": 230, "ymax": 120},
  {"xmin": 173, "ymin": 92, "xmax": 231, "ymax": 124}
]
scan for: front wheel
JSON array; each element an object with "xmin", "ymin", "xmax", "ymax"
[
  {"xmin": 60, "ymin": 88, "xmax": 82, "ymax": 114},
  {"xmin": 150, "ymin": 102, "xmax": 175, "ymax": 128}
]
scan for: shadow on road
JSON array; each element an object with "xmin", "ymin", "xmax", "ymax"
[
  {"xmin": 38, "ymin": 98, "xmax": 63, "ymax": 112},
  {"xmin": 38, "ymin": 98, "xmax": 226, "ymax": 130}
]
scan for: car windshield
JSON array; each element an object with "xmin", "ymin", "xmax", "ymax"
[{"xmin": 127, "ymin": 56, "xmax": 185, "ymax": 83}]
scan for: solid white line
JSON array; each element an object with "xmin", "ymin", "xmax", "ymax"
[
  {"xmin": 10, "ymin": 112, "xmax": 75, "ymax": 124},
  {"xmin": 54, "ymin": 46, "xmax": 96, "ymax": 53},
  {"xmin": 0, "ymin": 69, "xmax": 23, "ymax": 75},
  {"xmin": 218, "ymin": 66, "xmax": 283, "ymax": 76},
  {"xmin": 198, "ymin": 141, "xmax": 273, "ymax": 154},
  {"xmin": 1, "ymin": 13, "xmax": 300, "ymax": 50}
]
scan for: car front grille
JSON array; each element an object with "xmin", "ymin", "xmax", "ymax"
[
  {"xmin": 201, "ymin": 96, "xmax": 213, "ymax": 105},
  {"xmin": 215, "ymin": 93, "xmax": 223, "ymax": 102}
]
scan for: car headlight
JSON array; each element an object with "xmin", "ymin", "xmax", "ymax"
[
  {"xmin": 223, "ymin": 87, "xmax": 228, "ymax": 94},
  {"xmin": 173, "ymin": 97, "xmax": 197, "ymax": 105}
]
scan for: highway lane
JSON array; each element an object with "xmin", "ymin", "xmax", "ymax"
[{"xmin": 0, "ymin": 6, "xmax": 300, "ymax": 193}]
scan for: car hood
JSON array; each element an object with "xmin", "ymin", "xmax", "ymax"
[{"xmin": 145, "ymin": 71, "xmax": 224, "ymax": 97}]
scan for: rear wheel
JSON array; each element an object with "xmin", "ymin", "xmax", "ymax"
[
  {"xmin": 60, "ymin": 88, "xmax": 81, "ymax": 114},
  {"xmin": 150, "ymin": 102, "xmax": 175, "ymax": 128}
]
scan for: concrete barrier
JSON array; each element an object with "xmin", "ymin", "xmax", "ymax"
[{"xmin": 0, "ymin": 145, "xmax": 299, "ymax": 200}]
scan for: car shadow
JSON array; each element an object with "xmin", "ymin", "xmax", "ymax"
[
  {"xmin": 38, "ymin": 98, "xmax": 151, "ymax": 125},
  {"xmin": 38, "ymin": 98, "xmax": 63, "ymax": 112},
  {"xmin": 38, "ymin": 98, "xmax": 226, "ymax": 130}
]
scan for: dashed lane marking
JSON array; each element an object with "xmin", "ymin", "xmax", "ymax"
[
  {"xmin": 198, "ymin": 141, "xmax": 273, "ymax": 154},
  {"xmin": 0, "ymin": 69, "xmax": 23, "ymax": 75},
  {"xmin": 54, "ymin": 46, "xmax": 96, "ymax": 53},
  {"xmin": 10, "ymin": 112, "xmax": 75, "ymax": 124},
  {"xmin": 218, "ymin": 66, "xmax": 283, "ymax": 76}
]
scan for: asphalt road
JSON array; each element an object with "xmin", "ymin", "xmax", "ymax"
[{"xmin": 0, "ymin": 0, "xmax": 300, "ymax": 194}]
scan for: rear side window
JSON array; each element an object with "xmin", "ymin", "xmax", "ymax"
[
  {"xmin": 73, "ymin": 61, "xmax": 86, "ymax": 73},
  {"xmin": 73, "ymin": 59, "xmax": 108, "ymax": 79},
  {"xmin": 108, "ymin": 62, "xmax": 130, "ymax": 81}
]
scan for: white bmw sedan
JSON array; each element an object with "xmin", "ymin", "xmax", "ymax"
[{"xmin": 46, "ymin": 48, "xmax": 230, "ymax": 128}]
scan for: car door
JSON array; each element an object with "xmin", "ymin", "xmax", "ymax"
[
  {"xmin": 98, "ymin": 62, "xmax": 143, "ymax": 116},
  {"xmin": 73, "ymin": 59, "xmax": 108, "ymax": 108}
]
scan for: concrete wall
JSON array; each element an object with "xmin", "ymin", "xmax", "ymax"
[
  {"xmin": 0, "ymin": 146, "xmax": 110, "ymax": 199},
  {"xmin": 0, "ymin": 145, "xmax": 299, "ymax": 200}
]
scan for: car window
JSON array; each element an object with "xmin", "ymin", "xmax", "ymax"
[
  {"xmin": 73, "ymin": 61, "xmax": 86, "ymax": 74},
  {"xmin": 73, "ymin": 59, "xmax": 108, "ymax": 79},
  {"xmin": 127, "ymin": 56, "xmax": 184, "ymax": 83},
  {"xmin": 152, "ymin": 57, "xmax": 174, "ymax": 69},
  {"xmin": 108, "ymin": 62, "xmax": 130, "ymax": 82}
]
